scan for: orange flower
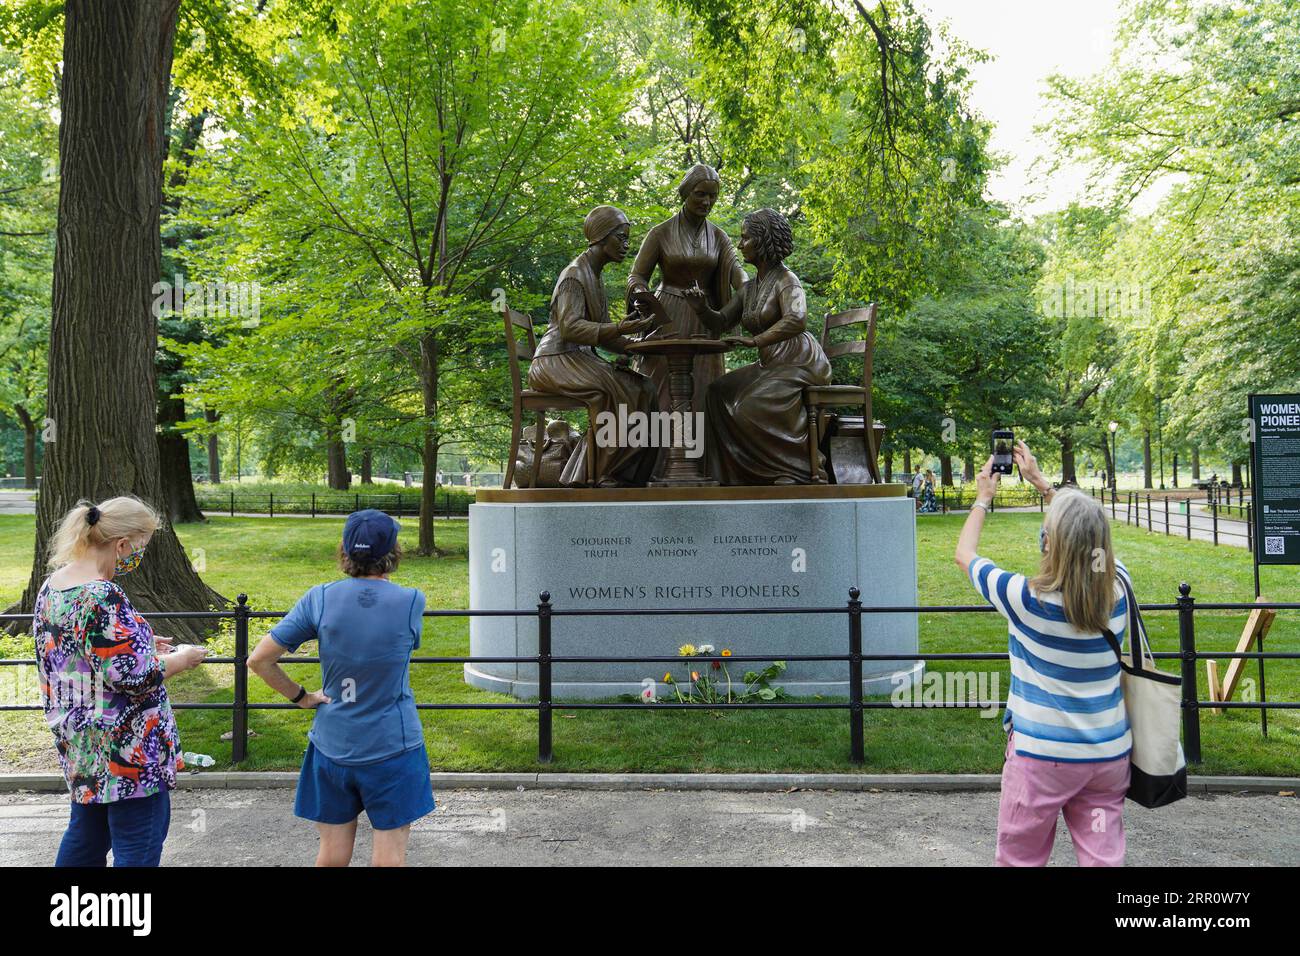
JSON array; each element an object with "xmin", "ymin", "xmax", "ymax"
[
  {"xmin": 691, "ymin": 671, "xmax": 700, "ymax": 682},
  {"xmin": 721, "ymin": 649, "xmax": 732, "ymax": 657}
]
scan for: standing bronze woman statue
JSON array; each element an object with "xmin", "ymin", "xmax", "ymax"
[
  {"xmin": 625, "ymin": 164, "xmax": 747, "ymax": 462},
  {"xmin": 683, "ymin": 208, "xmax": 831, "ymax": 485},
  {"xmin": 528, "ymin": 206, "xmax": 662, "ymax": 487}
]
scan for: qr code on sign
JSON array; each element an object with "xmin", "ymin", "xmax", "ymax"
[{"xmin": 1265, "ymin": 536, "xmax": 1285, "ymax": 555}]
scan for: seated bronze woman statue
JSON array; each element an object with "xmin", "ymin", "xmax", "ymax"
[
  {"xmin": 682, "ymin": 208, "xmax": 831, "ymax": 485},
  {"xmin": 528, "ymin": 205, "xmax": 662, "ymax": 487}
]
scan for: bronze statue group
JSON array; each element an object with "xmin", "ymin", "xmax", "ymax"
[{"xmin": 527, "ymin": 163, "xmax": 834, "ymax": 488}]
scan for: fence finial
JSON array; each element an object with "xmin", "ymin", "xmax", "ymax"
[
  {"xmin": 538, "ymin": 590, "xmax": 551, "ymax": 604},
  {"xmin": 848, "ymin": 586, "xmax": 861, "ymax": 601},
  {"xmin": 1178, "ymin": 582, "xmax": 1191, "ymax": 598},
  {"xmin": 237, "ymin": 593, "xmax": 248, "ymax": 606}
]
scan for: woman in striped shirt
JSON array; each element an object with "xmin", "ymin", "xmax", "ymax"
[{"xmin": 955, "ymin": 441, "xmax": 1131, "ymax": 866}]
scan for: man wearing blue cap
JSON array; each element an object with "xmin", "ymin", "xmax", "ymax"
[{"xmin": 248, "ymin": 509, "xmax": 434, "ymax": 866}]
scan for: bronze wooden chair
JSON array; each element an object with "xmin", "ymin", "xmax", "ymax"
[
  {"xmin": 502, "ymin": 306, "xmax": 597, "ymax": 488},
  {"xmin": 803, "ymin": 304, "xmax": 884, "ymax": 484}
]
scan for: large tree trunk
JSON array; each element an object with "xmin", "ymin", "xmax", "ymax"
[
  {"xmin": 1171, "ymin": 453, "xmax": 1178, "ymax": 488},
  {"xmin": 1231, "ymin": 461, "xmax": 1242, "ymax": 486},
  {"xmin": 963, "ymin": 451, "xmax": 975, "ymax": 482},
  {"xmin": 1192, "ymin": 445, "xmax": 1200, "ymax": 481},
  {"xmin": 883, "ymin": 448, "xmax": 893, "ymax": 482},
  {"xmin": 902, "ymin": 448, "xmax": 912, "ymax": 476},
  {"xmin": 939, "ymin": 454, "xmax": 953, "ymax": 487},
  {"xmin": 325, "ymin": 433, "xmax": 349, "ymax": 490},
  {"xmin": 360, "ymin": 448, "xmax": 373, "ymax": 484},
  {"xmin": 157, "ymin": 392, "xmax": 205, "ymax": 522},
  {"xmin": 1143, "ymin": 430, "xmax": 1153, "ymax": 489},
  {"xmin": 14, "ymin": 0, "xmax": 224, "ymax": 639},
  {"xmin": 1059, "ymin": 429, "xmax": 1076, "ymax": 485},
  {"xmin": 417, "ymin": 330, "xmax": 441, "ymax": 555},
  {"xmin": 1100, "ymin": 439, "xmax": 1113, "ymax": 487},
  {"xmin": 14, "ymin": 404, "xmax": 38, "ymax": 489},
  {"xmin": 205, "ymin": 407, "xmax": 220, "ymax": 483}
]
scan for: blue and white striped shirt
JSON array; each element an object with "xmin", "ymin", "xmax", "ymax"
[{"xmin": 969, "ymin": 555, "xmax": 1132, "ymax": 762}]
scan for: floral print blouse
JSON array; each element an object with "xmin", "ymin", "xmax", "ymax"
[{"xmin": 34, "ymin": 579, "xmax": 181, "ymax": 803}]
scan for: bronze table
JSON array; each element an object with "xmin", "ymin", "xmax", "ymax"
[{"xmin": 624, "ymin": 336, "xmax": 732, "ymax": 487}]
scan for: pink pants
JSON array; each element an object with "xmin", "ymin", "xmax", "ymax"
[{"xmin": 996, "ymin": 732, "xmax": 1130, "ymax": 867}]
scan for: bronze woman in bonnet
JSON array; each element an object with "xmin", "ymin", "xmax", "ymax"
[{"xmin": 528, "ymin": 205, "xmax": 662, "ymax": 487}]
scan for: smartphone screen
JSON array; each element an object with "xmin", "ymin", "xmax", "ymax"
[{"xmin": 992, "ymin": 429, "xmax": 1014, "ymax": 475}]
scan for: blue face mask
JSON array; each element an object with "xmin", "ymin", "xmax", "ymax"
[{"xmin": 114, "ymin": 544, "xmax": 147, "ymax": 576}]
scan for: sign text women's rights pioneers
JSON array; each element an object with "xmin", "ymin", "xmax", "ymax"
[{"xmin": 1250, "ymin": 394, "xmax": 1300, "ymax": 565}]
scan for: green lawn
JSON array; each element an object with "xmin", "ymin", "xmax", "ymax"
[{"xmin": 1, "ymin": 510, "xmax": 1296, "ymax": 775}]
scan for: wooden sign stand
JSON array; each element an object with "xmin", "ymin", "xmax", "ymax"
[{"xmin": 1207, "ymin": 597, "xmax": 1276, "ymax": 715}]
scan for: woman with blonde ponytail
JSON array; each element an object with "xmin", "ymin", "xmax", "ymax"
[
  {"xmin": 35, "ymin": 496, "xmax": 208, "ymax": 866},
  {"xmin": 955, "ymin": 441, "xmax": 1134, "ymax": 867}
]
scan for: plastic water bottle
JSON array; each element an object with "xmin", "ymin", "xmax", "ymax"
[{"xmin": 182, "ymin": 751, "xmax": 215, "ymax": 768}]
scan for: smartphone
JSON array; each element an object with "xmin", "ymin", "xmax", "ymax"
[{"xmin": 992, "ymin": 428, "xmax": 1014, "ymax": 475}]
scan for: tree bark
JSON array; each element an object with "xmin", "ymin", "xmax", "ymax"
[
  {"xmin": 13, "ymin": 0, "xmax": 224, "ymax": 638},
  {"xmin": 14, "ymin": 404, "xmax": 38, "ymax": 489},
  {"xmin": 1101, "ymin": 439, "xmax": 1113, "ymax": 487},
  {"xmin": 963, "ymin": 452, "xmax": 975, "ymax": 482},
  {"xmin": 360, "ymin": 448, "xmax": 373, "ymax": 484},
  {"xmin": 1171, "ymin": 453, "xmax": 1178, "ymax": 488},
  {"xmin": 1059, "ymin": 429, "xmax": 1076, "ymax": 485},
  {"xmin": 1231, "ymin": 461, "xmax": 1242, "ymax": 486},
  {"xmin": 157, "ymin": 391, "xmax": 205, "ymax": 522},
  {"xmin": 939, "ymin": 454, "xmax": 953, "ymax": 487},
  {"xmin": 417, "ymin": 330, "xmax": 440, "ymax": 554},
  {"xmin": 205, "ymin": 407, "xmax": 220, "ymax": 483},
  {"xmin": 1143, "ymin": 430, "xmax": 1153, "ymax": 489},
  {"xmin": 883, "ymin": 448, "xmax": 893, "ymax": 482},
  {"xmin": 902, "ymin": 448, "xmax": 911, "ymax": 476},
  {"xmin": 325, "ymin": 434, "xmax": 349, "ymax": 490},
  {"xmin": 1192, "ymin": 445, "xmax": 1200, "ymax": 481}
]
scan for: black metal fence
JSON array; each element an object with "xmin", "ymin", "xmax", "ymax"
[
  {"xmin": 1088, "ymin": 486, "xmax": 1254, "ymax": 550},
  {"xmin": 3, "ymin": 585, "xmax": 1296, "ymax": 767},
  {"xmin": 192, "ymin": 489, "xmax": 473, "ymax": 519}
]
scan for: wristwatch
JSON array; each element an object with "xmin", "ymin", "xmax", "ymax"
[
  {"xmin": 290, "ymin": 685, "xmax": 307, "ymax": 704},
  {"xmin": 972, "ymin": 499, "xmax": 993, "ymax": 513}
]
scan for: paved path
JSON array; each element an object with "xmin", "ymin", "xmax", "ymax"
[
  {"xmin": 3, "ymin": 787, "xmax": 1297, "ymax": 866},
  {"xmin": 0, "ymin": 491, "xmax": 35, "ymax": 515}
]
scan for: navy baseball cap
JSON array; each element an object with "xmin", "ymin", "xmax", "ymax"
[{"xmin": 342, "ymin": 509, "xmax": 400, "ymax": 560}]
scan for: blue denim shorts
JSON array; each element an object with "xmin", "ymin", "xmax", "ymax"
[{"xmin": 294, "ymin": 741, "xmax": 435, "ymax": 830}]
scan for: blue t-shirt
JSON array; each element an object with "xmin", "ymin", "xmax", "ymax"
[{"xmin": 271, "ymin": 578, "xmax": 426, "ymax": 765}]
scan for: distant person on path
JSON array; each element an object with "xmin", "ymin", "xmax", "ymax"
[
  {"xmin": 248, "ymin": 509, "xmax": 433, "ymax": 866},
  {"xmin": 35, "ymin": 497, "xmax": 209, "ymax": 866},
  {"xmin": 955, "ymin": 440, "xmax": 1134, "ymax": 867},
  {"xmin": 918, "ymin": 469, "xmax": 939, "ymax": 513}
]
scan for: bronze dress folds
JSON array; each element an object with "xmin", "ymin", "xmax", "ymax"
[
  {"xmin": 626, "ymin": 213, "xmax": 746, "ymax": 453},
  {"xmin": 528, "ymin": 254, "xmax": 659, "ymax": 487},
  {"xmin": 704, "ymin": 269, "xmax": 832, "ymax": 484}
]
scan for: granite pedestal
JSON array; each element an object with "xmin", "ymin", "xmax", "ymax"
[{"xmin": 466, "ymin": 485, "xmax": 922, "ymax": 699}]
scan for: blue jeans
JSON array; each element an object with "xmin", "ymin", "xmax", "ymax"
[{"xmin": 55, "ymin": 790, "xmax": 172, "ymax": 867}]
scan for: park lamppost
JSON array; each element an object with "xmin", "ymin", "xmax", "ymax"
[{"xmin": 1109, "ymin": 420, "xmax": 1119, "ymax": 491}]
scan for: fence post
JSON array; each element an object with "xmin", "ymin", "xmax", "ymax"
[
  {"xmin": 1111, "ymin": 486, "xmax": 1116, "ymax": 519},
  {"xmin": 232, "ymin": 593, "xmax": 250, "ymax": 763},
  {"xmin": 1211, "ymin": 499, "xmax": 1218, "ymax": 545},
  {"xmin": 354, "ymin": 493, "xmax": 360, "ymax": 513},
  {"xmin": 847, "ymin": 586, "xmax": 864, "ymax": 765},
  {"xmin": 1039, "ymin": 493, "xmax": 1044, "ymax": 513},
  {"xmin": 1176, "ymin": 583, "xmax": 1201, "ymax": 764},
  {"xmin": 311, "ymin": 493, "xmax": 316, "ymax": 519},
  {"xmin": 269, "ymin": 493, "xmax": 274, "ymax": 519},
  {"xmin": 537, "ymin": 590, "xmax": 553, "ymax": 764},
  {"xmin": 230, "ymin": 491, "xmax": 235, "ymax": 518},
  {"xmin": 397, "ymin": 492, "xmax": 402, "ymax": 516},
  {"xmin": 941, "ymin": 486, "xmax": 947, "ymax": 514},
  {"xmin": 1246, "ymin": 503, "xmax": 1253, "ymax": 554},
  {"xmin": 1146, "ymin": 494, "xmax": 1152, "ymax": 532}
]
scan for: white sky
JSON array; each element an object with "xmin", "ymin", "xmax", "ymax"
[{"xmin": 916, "ymin": 0, "xmax": 1125, "ymax": 217}]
